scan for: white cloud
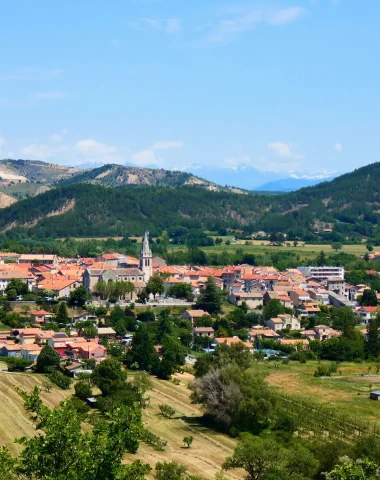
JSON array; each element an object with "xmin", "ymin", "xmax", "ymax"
[
  {"xmin": 203, "ymin": 6, "xmax": 307, "ymax": 43},
  {"xmin": 74, "ymin": 139, "xmax": 119, "ymax": 157},
  {"xmin": 0, "ymin": 67, "xmax": 63, "ymax": 81},
  {"xmin": 32, "ymin": 91, "xmax": 67, "ymax": 100},
  {"xmin": 50, "ymin": 129, "xmax": 68, "ymax": 143},
  {"xmin": 152, "ymin": 140, "xmax": 184, "ymax": 150},
  {"xmin": 130, "ymin": 149, "xmax": 157, "ymax": 167},
  {"xmin": 268, "ymin": 141, "xmax": 304, "ymax": 159},
  {"xmin": 143, "ymin": 17, "xmax": 182, "ymax": 34},
  {"xmin": 21, "ymin": 143, "xmax": 68, "ymax": 161},
  {"xmin": 268, "ymin": 7, "xmax": 307, "ymax": 25},
  {"xmin": 334, "ymin": 143, "xmax": 343, "ymax": 152}
]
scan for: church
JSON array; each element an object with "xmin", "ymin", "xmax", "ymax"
[{"xmin": 83, "ymin": 232, "xmax": 153, "ymax": 295}]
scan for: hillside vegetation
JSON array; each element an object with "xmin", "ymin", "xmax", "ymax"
[
  {"xmin": 59, "ymin": 163, "xmax": 245, "ymax": 193},
  {"xmin": 0, "ymin": 160, "xmax": 378, "ymax": 241}
]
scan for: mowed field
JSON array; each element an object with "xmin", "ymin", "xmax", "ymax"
[
  {"xmin": 262, "ymin": 361, "xmax": 380, "ymax": 425},
  {"xmin": 125, "ymin": 373, "xmax": 240, "ymax": 480},
  {"xmin": 0, "ymin": 370, "xmax": 238, "ymax": 478},
  {"xmin": 0, "ymin": 371, "xmax": 73, "ymax": 454}
]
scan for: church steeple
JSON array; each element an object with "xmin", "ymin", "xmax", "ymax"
[{"xmin": 139, "ymin": 231, "xmax": 152, "ymax": 281}]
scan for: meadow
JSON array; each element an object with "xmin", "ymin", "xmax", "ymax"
[{"xmin": 261, "ymin": 360, "xmax": 380, "ymax": 425}]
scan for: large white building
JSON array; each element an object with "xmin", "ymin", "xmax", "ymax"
[{"xmin": 297, "ymin": 266, "xmax": 344, "ymax": 281}]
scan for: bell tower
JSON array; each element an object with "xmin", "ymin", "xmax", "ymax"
[{"xmin": 139, "ymin": 231, "xmax": 152, "ymax": 282}]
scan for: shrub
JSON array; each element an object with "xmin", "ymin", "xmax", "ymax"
[
  {"xmin": 69, "ymin": 397, "xmax": 90, "ymax": 415},
  {"xmin": 141, "ymin": 428, "xmax": 167, "ymax": 451},
  {"xmin": 5, "ymin": 357, "xmax": 32, "ymax": 372},
  {"xmin": 158, "ymin": 404, "xmax": 176, "ymax": 418},
  {"xmin": 183, "ymin": 436, "xmax": 194, "ymax": 448},
  {"xmin": 314, "ymin": 365, "xmax": 331, "ymax": 377},
  {"xmin": 49, "ymin": 370, "xmax": 72, "ymax": 389},
  {"xmin": 74, "ymin": 380, "xmax": 92, "ymax": 400}
]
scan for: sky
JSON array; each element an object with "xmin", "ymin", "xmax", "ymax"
[{"xmin": 0, "ymin": 0, "xmax": 379, "ymax": 186}]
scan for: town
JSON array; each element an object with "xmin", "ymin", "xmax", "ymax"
[{"xmin": 0, "ymin": 232, "xmax": 378, "ymax": 366}]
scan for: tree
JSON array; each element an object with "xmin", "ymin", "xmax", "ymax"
[
  {"xmin": 183, "ymin": 436, "xmax": 193, "ymax": 448},
  {"xmin": 316, "ymin": 250, "xmax": 327, "ymax": 266},
  {"xmin": 196, "ymin": 277, "xmax": 222, "ymax": 314},
  {"xmin": 83, "ymin": 324, "xmax": 98, "ymax": 339},
  {"xmin": 13, "ymin": 387, "xmax": 146, "ymax": 480},
  {"xmin": 91, "ymin": 358, "xmax": 127, "ymax": 396},
  {"xmin": 155, "ymin": 462, "xmax": 188, "ymax": 480},
  {"xmin": 55, "ymin": 302, "xmax": 70, "ymax": 325},
  {"xmin": 69, "ymin": 286, "xmax": 90, "ymax": 307},
  {"xmin": 126, "ymin": 323, "xmax": 156, "ymax": 371},
  {"xmin": 5, "ymin": 279, "xmax": 28, "ymax": 297},
  {"xmin": 74, "ymin": 380, "xmax": 93, "ymax": 400},
  {"xmin": 325, "ymin": 456, "xmax": 380, "ymax": 480},
  {"xmin": 361, "ymin": 289, "xmax": 379, "ymax": 307},
  {"xmin": 36, "ymin": 344, "xmax": 60, "ymax": 373},
  {"xmin": 263, "ymin": 299, "xmax": 285, "ymax": 320},
  {"xmin": 223, "ymin": 435, "xmax": 284, "ymax": 480},
  {"xmin": 366, "ymin": 242, "xmax": 374, "ymax": 252},
  {"xmin": 146, "ymin": 275, "xmax": 164, "ymax": 298},
  {"xmin": 366, "ymin": 314, "xmax": 380, "ymax": 357},
  {"xmin": 168, "ymin": 283, "xmax": 192, "ymax": 299},
  {"xmin": 331, "ymin": 307, "xmax": 360, "ymax": 338},
  {"xmin": 332, "ymin": 242, "xmax": 343, "ymax": 252}
]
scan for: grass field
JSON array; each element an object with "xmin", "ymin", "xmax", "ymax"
[
  {"xmin": 0, "ymin": 371, "xmax": 72, "ymax": 454},
  {"xmin": 261, "ymin": 360, "xmax": 380, "ymax": 425},
  {"xmin": 0, "ymin": 370, "xmax": 238, "ymax": 478},
  {"xmin": 125, "ymin": 373, "xmax": 240, "ymax": 479},
  {"xmin": 168, "ymin": 241, "xmax": 380, "ymax": 259}
]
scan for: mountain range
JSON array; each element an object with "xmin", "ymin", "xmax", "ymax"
[
  {"xmin": 0, "ymin": 159, "xmax": 378, "ymax": 241},
  {"xmin": 0, "ymin": 159, "xmax": 246, "ymax": 200}
]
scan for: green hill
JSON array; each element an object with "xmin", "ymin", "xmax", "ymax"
[{"xmin": 0, "ymin": 161, "xmax": 378, "ymax": 242}]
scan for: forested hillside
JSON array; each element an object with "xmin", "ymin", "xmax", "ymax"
[{"xmin": 0, "ymin": 161, "xmax": 379, "ymax": 241}]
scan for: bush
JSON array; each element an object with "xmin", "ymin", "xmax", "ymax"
[
  {"xmin": 5, "ymin": 357, "xmax": 32, "ymax": 372},
  {"xmin": 141, "ymin": 428, "xmax": 167, "ymax": 451},
  {"xmin": 74, "ymin": 380, "xmax": 92, "ymax": 400},
  {"xmin": 314, "ymin": 365, "xmax": 331, "ymax": 377},
  {"xmin": 49, "ymin": 370, "xmax": 72, "ymax": 389},
  {"xmin": 158, "ymin": 404, "xmax": 176, "ymax": 418},
  {"xmin": 69, "ymin": 396, "xmax": 90, "ymax": 415}
]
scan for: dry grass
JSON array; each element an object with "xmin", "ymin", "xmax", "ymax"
[
  {"xmin": 0, "ymin": 371, "xmax": 72, "ymax": 454},
  {"xmin": 125, "ymin": 373, "xmax": 240, "ymax": 480}
]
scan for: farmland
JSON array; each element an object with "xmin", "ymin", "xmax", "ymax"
[
  {"xmin": 0, "ymin": 371, "xmax": 72, "ymax": 454},
  {"xmin": 168, "ymin": 239, "xmax": 380, "ymax": 260},
  {"xmin": 0, "ymin": 370, "xmax": 238, "ymax": 478},
  {"xmin": 262, "ymin": 360, "xmax": 380, "ymax": 425}
]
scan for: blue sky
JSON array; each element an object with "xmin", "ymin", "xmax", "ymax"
[{"xmin": 0, "ymin": 0, "xmax": 379, "ymax": 185}]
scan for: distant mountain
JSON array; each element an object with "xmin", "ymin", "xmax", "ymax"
[
  {"xmin": 0, "ymin": 159, "xmax": 82, "ymax": 199},
  {"xmin": 58, "ymin": 163, "xmax": 246, "ymax": 194},
  {"xmin": 0, "ymin": 161, "xmax": 379, "ymax": 239},
  {"xmin": 256, "ymin": 176, "xmax": 335, "ymax": 192},
  {"xmin": 186, "ymin": 165, "xmax": 285, "ymax": 190}
]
